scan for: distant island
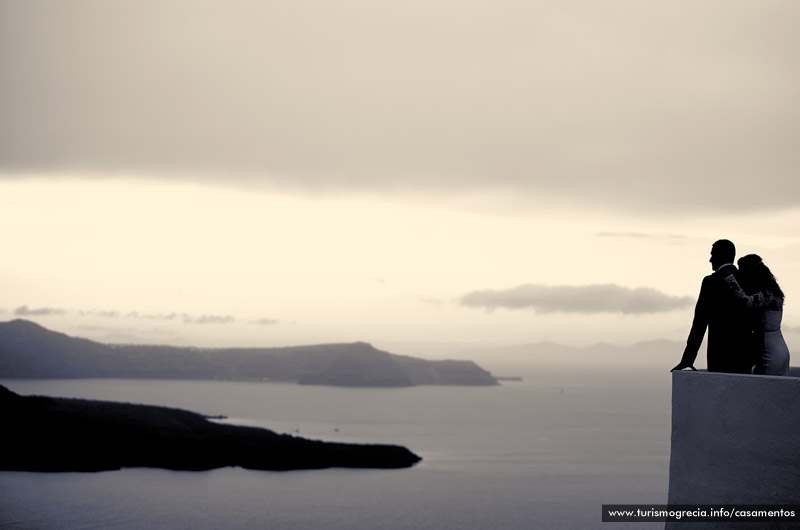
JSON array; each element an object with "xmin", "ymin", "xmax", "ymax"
[
  {"xmin": 0, "ymin": 319, "xmax": 498, "ymax": 387},
  {"xmin": 0, "ymin": 384, "xmax": 421, "ymax": 472}
]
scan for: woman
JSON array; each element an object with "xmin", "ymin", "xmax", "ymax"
[{"xmin": 725, "ymin": 254, "xmax": 790, "ymax": 375}]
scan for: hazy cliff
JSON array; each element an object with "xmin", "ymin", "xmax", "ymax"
[
  {"xmin": 0, "ymin": 320, "xmax": 498, "ymax": 386},
  {"xmin": 0, "ymin": 385, "xmax": 421, "ymax": 472}
]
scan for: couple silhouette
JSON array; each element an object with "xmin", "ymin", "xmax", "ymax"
[{"xmin": 672, "ymin": 239, "xmax": 790, "ymax": 376}]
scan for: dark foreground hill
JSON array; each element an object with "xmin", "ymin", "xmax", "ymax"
[
  {"xmin": 0, "ymin": 320, "xmax": 497, "ymax": 386},
  {"xmin": 0, "ymin": 384, "xmax": 421, "ymax": 472}
]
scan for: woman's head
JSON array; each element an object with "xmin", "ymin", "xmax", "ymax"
[{"xmin": 737, "ymin": 254, "xmax": 785, "ymax": 301}]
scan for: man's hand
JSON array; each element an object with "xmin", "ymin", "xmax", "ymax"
[{"xmin": 671, "ymin": 363, "xmax": 697, "ymax": 372}]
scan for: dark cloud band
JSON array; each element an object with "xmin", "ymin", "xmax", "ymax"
[{"xmin": 1, "ymin": 1, "xmax": 799, "ymax": 213}]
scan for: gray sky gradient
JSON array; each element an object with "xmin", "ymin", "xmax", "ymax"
[
  {"xmin": 460, "ymin": 284, "xmax": 693, "ymax": 314},
  {"xmin": 2, "ymin": 0, "xmax": 800, "ymax": 213}
]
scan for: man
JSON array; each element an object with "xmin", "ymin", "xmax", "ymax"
[{"xmin": 671, "ymin": 239, "xmax": 753, "ymax": 373}]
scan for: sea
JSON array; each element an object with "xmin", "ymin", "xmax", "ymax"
[{"xmin": 0, "ymin": 367, "xmax": 672, "ymax": 530}]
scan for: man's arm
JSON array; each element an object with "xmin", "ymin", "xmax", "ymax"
[{"xmin": 671, "ymin": 277, "xmax": 710, "ymax": 371}]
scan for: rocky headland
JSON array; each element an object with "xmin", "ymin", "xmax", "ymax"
[{"xmin": 0, "ymin": 384, "xmax": 421, "ymax": 472}]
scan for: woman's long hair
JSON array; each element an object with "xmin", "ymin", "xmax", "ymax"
[{"xmin": 737, "ymin": 254, "xmax": 785, "ymax": 302}]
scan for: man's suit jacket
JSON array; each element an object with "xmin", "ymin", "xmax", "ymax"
[{"xmin": 679, "ymin": 264, "xmax": 752, "ymax": 373}]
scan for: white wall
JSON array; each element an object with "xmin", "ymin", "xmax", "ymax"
[{"xmin": 666, "ymin": 369, "xmax": 800, "ymax": 529}]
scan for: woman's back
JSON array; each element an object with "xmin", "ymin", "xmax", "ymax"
[{"xmin": 738, "ymin": 255, "xmax": 790, "ymax": 376}]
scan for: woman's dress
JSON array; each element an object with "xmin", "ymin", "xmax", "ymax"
[
  {"xmin": 725, "ymin": 277, "xmax": 790, "ymax": 375},
  {"xmin": 749, "ymin": 294, "xmax": 790, "ymax": 376}
]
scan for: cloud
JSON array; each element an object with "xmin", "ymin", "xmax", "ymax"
[
  {"xmin": 14, "ymin": 305, "xmax": 67, "ymax": 316},
  {"xmin": 11, "ymin": 306, "xmax": 273, "ymax": 326},
  {"xmin": 1, "ymin": 1, "xmax": 799, "ymax": 213},
  {"xmin": 77, "ymin": 309, "xmax": 181, "ymax": 320},
  {"xmin": 126, "ymin": 312, "xmax": 179, "ymax": 321},
  {"xmin": 183, "ymin": 314, "xmax": 236, "ymax": 325},
  {"xmin": 79, "ymin": 310, "xmax": 120, "ymax": 318},
  {"xmin": 459, "ymin": 284, "xmax": 693, "ymax": 314}
]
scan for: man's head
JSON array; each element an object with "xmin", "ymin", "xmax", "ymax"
[{"xmin": 710, "ymin": 239, "xmax": 736, "ymax": 271}]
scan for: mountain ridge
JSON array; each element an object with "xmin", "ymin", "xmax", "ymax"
[{"xmin": 0, "ymin": 320, "xmax": 498, "ymax": 387}]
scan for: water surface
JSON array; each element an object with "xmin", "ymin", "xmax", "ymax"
[{"xmin": 1, "ymin": 371, "xmax": 671, "ymax": 529}]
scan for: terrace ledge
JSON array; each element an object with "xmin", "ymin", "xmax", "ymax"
[{"xmin": 666, "ymin": 368, "xmax": 800, "ymax": 529}]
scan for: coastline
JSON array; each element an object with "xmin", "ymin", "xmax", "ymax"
[{"xmin": 1, "ymin": 385, "xmax": 421, "ymax": 473}]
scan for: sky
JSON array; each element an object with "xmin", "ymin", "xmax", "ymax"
[{"xmin": 2, "ymin": 0, "xmax": 799, "ymax": 358}]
